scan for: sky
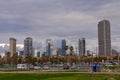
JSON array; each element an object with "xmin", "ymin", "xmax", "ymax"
[{"xmin": 0, "ymin": 0, "xmax": 120, "ymax": 53}]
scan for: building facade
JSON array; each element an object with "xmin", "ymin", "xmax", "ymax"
[
  {"xmin": 37, "ymin": 51, "xmax": 40, "ymax": 57},
  {"xmin": 24, "ymin": 37, "xmax": 33, "ymax": 57},
  {"xmin": 98, "ymin": 20, "xmax": 111, "ymax": 56},
  {"xmin": 78, "ymin": 38, "xmax": 86, "ymax": 56},
  {"xmin": 61, "ymin": 40, "xmax": 66, "ymax": 56},
  {"xmin": 9, "ymin": 38, "xmax": 16, "ymax": 57},
  {"xmin": 46, "ymin": 39, "xmax": 52, "ymax": 57}
]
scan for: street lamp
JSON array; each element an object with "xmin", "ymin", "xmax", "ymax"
[
  {"xmin": 75, "ymin": 47, "xmax": 77, "ymax": 64},
  {"xmin": 118, "ymin": 53, "xmax": 120, "ymax": 70},
  {"xmin": 106, "ymin": 56, "xmax": 109, "ymax": 72},
  {"xmin": 91, "ymin": 53, "xmax": 94, "ymax": 80}
]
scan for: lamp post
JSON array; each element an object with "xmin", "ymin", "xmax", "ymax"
[
  {"xmin": 107, "ymin": 56, "xmax": 109, "ymax": 72},
  {"xmin": 92, "ymin": 53, "xmax": 94, "ymax": 80},
  {"xmin": 118, "ymin": 53, "xmax": 120, "ymax": 70},
  {"xmin": 75, "ymin": 47, "xmax": 77, "ymax": 64}
]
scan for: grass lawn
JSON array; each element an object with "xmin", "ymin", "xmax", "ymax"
[{"xmin": 0, "ymin": 73, "xmax": 120, "ymax": 80}]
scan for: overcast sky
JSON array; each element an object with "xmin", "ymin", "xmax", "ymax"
[{"xmin": 0, "ymin": 0, "xmax": 120, "ymax": 52}]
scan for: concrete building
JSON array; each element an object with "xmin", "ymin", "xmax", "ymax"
[
  {"xmin": 24, "ymin": 37, "xmax": 33, "ymax": 57},
  {"xmin": 78, "ymin": 38, "xmax": 86, "ymax": 56},
  {"xmin": 98, "ymin": 20, "xmax": 111, "ymax": 57},
  {"xmin": 9, "ymin": 38, "xmax": 16, "ymax": 57}
]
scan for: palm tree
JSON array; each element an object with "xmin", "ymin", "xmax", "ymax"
[
  {"xmin": 40, "ymin": 53, "xmax": 49, "ymax": 64},
  {"xmin": 32, "ymin": 57, "xmax": 38, "ymax": 65},
  {"xmin": 0, "ymin": 55, "xmax": 3, "ymax": 66},
  {"xmin": 5, "ymin": 52, "xmax": 11, "ymax": 65},
  {"xmin": 18, "ymin": 56, "xmax": 23, "ymax": 64},
  {"xmin": 11, "ymin": 52, "xmax": 18, "ymax": 66},
  {"xmin": 25, "ymin": 56, "xmax": 32, "ymax": 64}
]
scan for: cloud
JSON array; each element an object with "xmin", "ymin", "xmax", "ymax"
[{"xmin": 0, "ymin": 0, "xmax": 120, "ymax": 53}]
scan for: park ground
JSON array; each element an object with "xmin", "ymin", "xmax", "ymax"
[{"xmin": 0, "ymin": 71, "xmax": 120, "ymax": 80}]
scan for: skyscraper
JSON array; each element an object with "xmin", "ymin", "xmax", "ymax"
[
  {"xmin": 98, "ymin": 20, "xmax": 111, "ymax": 56},
  {"xmin": 61, "ymin": 40, "xmax": 66, "ymax": 56},
  {"xmin": 50, "ymin": 44, "xmax": 54, "ymax": 56},
  {"xmin": 78, "ymin": 38, "xmax": 86, "ymax": 56},
  {"xmin": 37, "ymin": 51, "xmax": 40, "ymax": 57},
  {"xmin": 46, "ymin": 39, "xmax": 52, "ymax": 57},
  {"xmin": 24, "ymin": 37, "xmax": 33, "ymax": 57},
  {"xmin": 9, "ymin": 38, "xmax": 16, "ymax": 57}
]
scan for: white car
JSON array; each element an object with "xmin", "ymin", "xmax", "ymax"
[
  {"xmin": 33, "ymin": 66, "xmax": 42, "ymax": 70},
  {"xmin": 105, "ymin": 63, "xmax": 113, "ymax": 66},
  {"xmin": 17, "ymin": 64, "xmax": 28, "ymax": 69},
  {"xmin": 43, "ymin": 66, "xmax": 50, "ymax": 70}
]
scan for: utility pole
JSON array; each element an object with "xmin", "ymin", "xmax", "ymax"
[
  {"xmin": 107, "ymin": 56, "xmax": 109, "ymax": 72},
  {"xmin": 118, "ymin": 53, "xmax": 120, "ymax": 70},
  {"xmin": 75, "ymin": 47, "xmax": 77, "ymax": 64},
  {"xmin": 92, "ymin": 53, "xmax": 94, "ymax": 80}
]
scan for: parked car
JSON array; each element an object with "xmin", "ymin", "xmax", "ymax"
[
  {"xmin": 71, "ymin": 65, "xmax": 78, "ymax": 69},
  {"xmin": 43, "ymin": 66, "xmax": 50, "ymax": 70},
  {"xmin": 63, "ymin": 65, "xmax": 69, "ymax": 69},
  {"xmin": 105, "ymin": 63, "xmax": 113, "ymax": 66},
  {"xmin": 17, "ymin": 64, "xmax": 28, "ymax": 69},
  {"xmin": 33, "ymin": 66, "xmax": 42, "ymax": 70}
]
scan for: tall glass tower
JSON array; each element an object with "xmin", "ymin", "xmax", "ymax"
[
  {"xmin": 24, "ymin": 37, "xmax": 33, "ymax": 57},
  {"xmin": 78, "ymin": 38, "xmax": 86, "ymax": 56},
  {"xmin": 46, "ymin": 39, "xmax": 52, "ymax": 57},
  {"xmin": 61, "ymin": 40, "xmax": 66, "ymax": 56}
]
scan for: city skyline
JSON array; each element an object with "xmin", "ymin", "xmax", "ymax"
[{"xmin": 0, "ymin": 0, "xmax": 120, "ymax": 53}]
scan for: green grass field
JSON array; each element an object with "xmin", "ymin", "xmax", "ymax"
[{"xmin": 0, "ymin": 73, "xmax": 120, "ymax": 80}]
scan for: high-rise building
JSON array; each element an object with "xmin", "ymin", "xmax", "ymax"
[
  {"xmin": 86, "ymin": 50, "xmax": 91, "ymax": 56},
  {"xmin": 78, "ymin": 38, "xmax": 86, "ymax": 56},
  {"xmin": 46, "ymin": 39, "xmax": 52, "ymax": 57},
  {"xmin": 50, "ymin": 44, "xmax": 54, "ymax": 56},
  {"xmin": 61, "ymin": 40, "xmax": 66, "ymax": 56},
  {"xmin": 37, "ymin": 51, "xmax": 40, "ymax": 57},
  {"xmin": 24, "ymin": 37, "xmax": 33, "ymax": 57},
  {"xmin": 9, "ymin": 38, "xmax": 16, "ymax": 57},
  {"xmin": 98, "ymin": 20, "xmax": 111, "ymax": 56},
  {"xmin": 56, "ymin": 48, "xmax": 62, "ymax": 56},
  {"xmin": 19, "ymin": 51, "xmax": 24, "ymax": 56}
]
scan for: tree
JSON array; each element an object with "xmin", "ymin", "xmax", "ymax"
[
  {"xmin": 99, "ymin": 56, "xmax": 107, "ymax": 62},
  {"xmin": 5, "ymin": 52, "xmax": 11, "ymax": 65},
  {"xmin": 18, "ymin": 56, "xmax": 24, "ymax": 64},
  {"xmin": 40, "ymin": 53, "xmax": 49, "ymax": 63},
  {"xmin": 69, "ymin": 46, "xmax": 74, "ymax": 55},
  {"xmin": 24, "ymin": 56, "xmax": 32, "ymax": 64},
  {"xmin": 32, "ymin": 57, "xmax": 38, "ymax": 65},
  {"xmin": 11, "ymin": 53, "xmax": 18, "ymax": 66},
  {"xmin": 65, "ymin": 45, "xmax": 68, "ymax": 50},
  {"xmin": 0, "ymin": 55, "xmax": 3, "ymax": 66}
]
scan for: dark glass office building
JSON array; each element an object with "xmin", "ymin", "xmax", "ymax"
[
  {"xmin": 78, "ymin": 38, "xmax": 86, "ymax": 56},
  {"xmin": 46, "ymin": 39, "xmax": 51, "ymax": 57},
  {"xmin": 24, "ymin": 37, "xmax": 33, "ymax": 57},
  {"xmin": 61, "ymin": 40, "xmax": 66, "ymax": 56}
]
